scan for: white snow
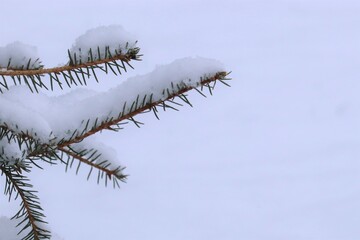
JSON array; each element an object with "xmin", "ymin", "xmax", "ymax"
[
  {"xmin": 0, "ymin": 138, "xmax": 26, "ymax": 165},
  {"xmin": 0, "ymin": 57, "xmax": 224, "ymax": 164},
  {"xmin": 69, "ymin": 25, "xmax": 137, "ymax": 64},
  {"xmin": 0, "ymin": 42, "xmax": 41, "ymax": 70}
]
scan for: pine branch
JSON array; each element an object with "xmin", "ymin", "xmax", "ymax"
[
  {"xmin": 58, "ymin": 71, "xmax": 230, "ymax": 147},
  {"xmin": 0, "ymin": 48, "xmax": 141, "ymax": 91},
  {"xmin": 57, "ymin": 146, "xmax": 126, "ymax": 188},
  {"xmin": 0, "ymin": 50, "xmax": 139, "ymax": 76},
  {"xmin": 0, "ymin": 24, "xmax": 232, "ymax": 240},
  {"xmin": 0, "ymin": 71, "xmax": 231, "ymax": 166},
  {"xmin": 1, "ymin": 166, "xmax": 50, "ymax": 240}
]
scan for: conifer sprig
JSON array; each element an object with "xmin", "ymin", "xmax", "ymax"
[
  {"xmin": 0, "ymin": 29, "xmax": 231, "ymax": 239},
  {"xmin": 0, "ymin": 46, "xmax": 141, "ymax": 92}
]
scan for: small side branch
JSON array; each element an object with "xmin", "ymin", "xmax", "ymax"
[{"xmin": 58, "ymin": 147, "xmax": 126, "ymax": 187}]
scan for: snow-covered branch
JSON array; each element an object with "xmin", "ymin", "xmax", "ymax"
[
  {"xmin": 0, "ymin": 57, "xmax": 227, "ymax": 146},
  {"xmin": 59, "ymin": 70, "xmax": 229, "ymax": 147},
  {"xmin": 0, "ymin": 25, "xmax": 141, "ymax": 92},
  {"xmin": 0, "ymin": 24, "xmax": 231, "ymax": 239}
]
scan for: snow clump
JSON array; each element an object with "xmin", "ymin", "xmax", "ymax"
[
  {"xmin": 69, "ymin": 25, "xmax": 137, "ymax": 64},
  {"xmin": 0, "ymin": 42, "xmax": 41, "ymax": 70}
]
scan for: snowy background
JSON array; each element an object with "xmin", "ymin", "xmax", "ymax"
[{"xmin": 1, "ymin": 0, "xmax": 360, "ymax": 239}]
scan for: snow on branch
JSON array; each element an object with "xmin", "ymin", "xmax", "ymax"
[
  {"xmin": 0, "ymin": 25, "xmax": 141, "ymax": 92},
  {"xmin": 0, "ymin": 42, "xmax": 42, "ymax": 70},
  {"xmin": 0, "ymin": 24, "xmax": 231, "ymax": 240},
  {"xmin": 0, "ymin": 57, "xmax": 227, "ymax": 147},
  {"xmin": 59, "ymin": 62, "xmax": 229, "ymax": 147},
  {"xmin": 69, "ymin": 25, "xmax": 137, "ymax": 65},
  {"xmin": 0, "ymin": 137, "xmax": 27, "ymax": 166}
]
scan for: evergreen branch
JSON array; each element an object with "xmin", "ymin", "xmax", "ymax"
[
  {"xmin": 0, "ymin": 49, "xmax": 141, "ymax": 91},
  {"xmin": 0, "ymin": 24, "xmax": 231, "ymax": 240},
  {"xmin": 0, "ymin": 51, "xmax": 139, "ymax": 76},
  {"xmin": 0, "ymin": 166, "xmax": 50, "ymax": 240},
  {"xmin": 0, "ymin": 71, "xmax": 230, "ymax": 156},
  {"xmin": 58, "ymin": 146, "xmax": 126, "ymax": 188},
  {"xmin": 58, "ymin": 71, "xmax": 230, "ymax": 147}
]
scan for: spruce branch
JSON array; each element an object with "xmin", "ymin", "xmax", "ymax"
[
  {"xmin": 0, "ymin": 48, "xmax": 139, "ymax": 76},
  {"xmin": 1, "ymin": 166, "xmax": 50, "ymax": 240},
  {"xmin": 0, "ymin": 24, "xmax": 231, "ymax": 239},
  {"xmin": 0, "ymin": 71, "xmax": 230, "ymax": 176},
  {"xmin": 0, "ymin": 48, "xmax": 141, "ymax": 91},
  {"xmin": 57, "ymin": 146, "xmax": 126, "ymax": 188},
  {"xmin": 58, "ymin": 71, "xmax": 230, "ymax": 147}
]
